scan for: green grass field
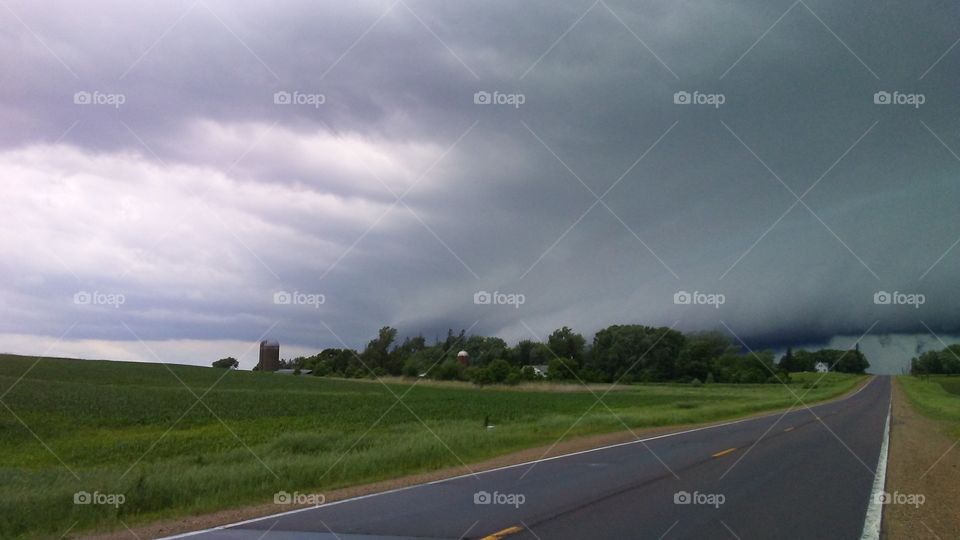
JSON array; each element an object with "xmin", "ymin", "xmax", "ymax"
[
  {"xmin": 898, "ymin": 375, "xmax": 960, "ymax": 434},
  {"xmin": 0, "ymin": 354, "xmax": 863, "ymax": 539}
]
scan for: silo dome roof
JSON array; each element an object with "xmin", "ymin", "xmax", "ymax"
[{"xmin": 457, "ymin": 350, "xmax": 469, "ymax": 356}]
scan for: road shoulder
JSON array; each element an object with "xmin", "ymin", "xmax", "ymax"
[{"xmin": 883, "ymin": 378, "xmax": 959, "ymax": 539}]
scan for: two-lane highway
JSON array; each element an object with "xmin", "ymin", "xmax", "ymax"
[{"xmin": 172, "ymin": 377, "xmax": 891, "ymax": 540}]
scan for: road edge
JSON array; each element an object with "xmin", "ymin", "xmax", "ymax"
[{"xmin": 860, "ymin": 387, "xmax": 892, "ymax": 539}]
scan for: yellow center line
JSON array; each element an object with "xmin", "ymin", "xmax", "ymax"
[
  {"xmin": 711, "ymin": 447, "xmax": 737, "ymax": 458},
  {"xmin": 481, "ymin": 526, "xmax": 525, "ymax": 540},
  {"xmin": 784, "ymin": 426, "xmax": 795, "ymax": 432}
]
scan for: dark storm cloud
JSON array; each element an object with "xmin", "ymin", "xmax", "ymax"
[{"xmin": 2, "ymin": 0, "xmax": 960, "ymax": 373}]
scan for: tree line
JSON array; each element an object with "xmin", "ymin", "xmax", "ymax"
[
  {"xmin": 281, "ymin": 325, "xmax": 869, "ymax": 385},
  {"xmin": 910, "ymin": 344, "xmax": 960, "ymax": 375}
]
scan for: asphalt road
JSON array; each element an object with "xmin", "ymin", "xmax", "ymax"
[{"xmin": 171, "ymin": 376, "xmax": 891, "ymax": 540}]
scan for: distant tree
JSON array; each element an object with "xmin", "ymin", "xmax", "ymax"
[
  {"xmin": 487, "ymin": 359, "xmax": 512, "ymax": 383},
  {"xmin": 464, "ymin": 335, "xmax": 509, "ymax": 367},
  {"xmin": 388, "ymin": 335, "xmax": 426, "ymax": 375},
  {"xmin": 520, "ymin": 365, "xmax": 540, "ymax": 380},
  {"xmin": 212, "ymin": 357, "xmax": 238, "ymax": 369},
  {"xmin": 547, "ymin": 327, "xmax": 586, "ymax": 362},
  {"xmin": 833, "ymin": 349, "xmax": 870, "ymax": 374},
  {"xmin": 677, "ymin": 332, "xmax": 731, "ymax": 382},
  {"xmin": 712, "ymin": 350, "xmax": 782, "ymax": 384},
  {"xmin": 911, "ymin": 345, "xmax": 960, "ymax": 375},
  {"xmin": 510, "ymin": 340, "xmax": 536, "ymax": 367},
  {"xmin": 587, "ymin": 325, "xmax": 685, "ymax": 382},
  {"xmin": 361, "ymin": 327, "xmax": 398, "ymax": 374},
  {"xmin": 779, "ymin": 347, "xmax": 795, "ymax": 372},
  {"xmin": 547, "ymin": 356, "xmax": 579, "ymax": 380}
]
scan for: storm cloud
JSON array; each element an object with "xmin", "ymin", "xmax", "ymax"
[{"xmin": 2, "ymin": 0, "xmax": 959, "ymax": 373}]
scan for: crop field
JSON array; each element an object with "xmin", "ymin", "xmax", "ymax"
[{"xmin": 0, "ymin": 354, "xmax": 863, "ymax": 538}]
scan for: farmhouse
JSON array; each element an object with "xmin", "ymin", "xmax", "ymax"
[{"xmin": 523, "ymin": 364, "xmax": 549, "ymax": 378}]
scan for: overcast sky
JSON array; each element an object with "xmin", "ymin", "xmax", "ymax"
[{"xmin": 2, "ymin": 0, "xmax": 959, "ymax": 373}]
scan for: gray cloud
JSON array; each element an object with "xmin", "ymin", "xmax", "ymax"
[{"xmin": 2, "ymin": 0, "xmax": 960, "ymax": 373}]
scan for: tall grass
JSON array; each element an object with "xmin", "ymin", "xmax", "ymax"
[{"xmin": 0, "ymin": 355, "xmax": 862, "ymax": 538}]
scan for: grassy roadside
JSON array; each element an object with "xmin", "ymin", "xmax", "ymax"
[
  {"xmin": 897, "ymin": 376, "xmax": 960, "ymax": 436},
  {"xmin": 0, "ymin": 354, "xmax": 863, "ymax": 539},
  {"xmin": 884, "ymin": 377, "xmax": 960, "ymax": 539}
]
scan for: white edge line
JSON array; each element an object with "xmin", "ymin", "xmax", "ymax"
[
  {"xmin": 860, "ymin": 387, "xmax": 891, "ymax": 540},
  {"xmin": 161, "ymin": 376, "xmax": 877, "ymax": 539}
]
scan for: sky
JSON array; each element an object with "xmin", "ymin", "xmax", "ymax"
[{"xmin": 2, "ymin": 0, "xmax": 959, "ymax": 373}]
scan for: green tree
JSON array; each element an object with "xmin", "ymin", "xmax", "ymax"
[
  {"xmin": 487, "ymin": 359, "xmax": 512, "ymax": 383},
  {"xmin": 547, "ymin": 327, "xmax": 586, "ymax": 362},
  {"xmin": 361, "ymin": 327, "xmax": 398, "ymax": 373},
  {"xmin": 587, "ymin": 325, "xmax": 686, "ymax": 382},
  {"xmin": 212, "ymin": 357, "xmax": 238, "ymax": 369},
  {"xmin": 677, "ymin": 332, "xmax": 731, "ymax": 381}
]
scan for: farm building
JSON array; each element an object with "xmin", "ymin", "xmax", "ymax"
[
  {"xmin": 275, "ymin": 368, "xmax": 311, "ymax": 375},
  {"xmin": 259, "ymin": 340, "xmax": 281, "ymax": 372},
  {"xmin": 523, "ymin": 364, "xmax": 550, "ymax": 378}
]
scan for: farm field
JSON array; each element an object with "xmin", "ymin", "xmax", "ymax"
[{"xmin": 0, "ymin": 354, "xmax": 863, "ymax": 539}]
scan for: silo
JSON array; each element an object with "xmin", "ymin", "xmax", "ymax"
[{"xmin": 259, "ymin": 339, "xmax": 281, "ymax": 371}]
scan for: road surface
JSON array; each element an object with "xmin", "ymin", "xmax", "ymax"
[{"xmin": 170, "ymin": 376, "xmax": 891, "ymax": 540}]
